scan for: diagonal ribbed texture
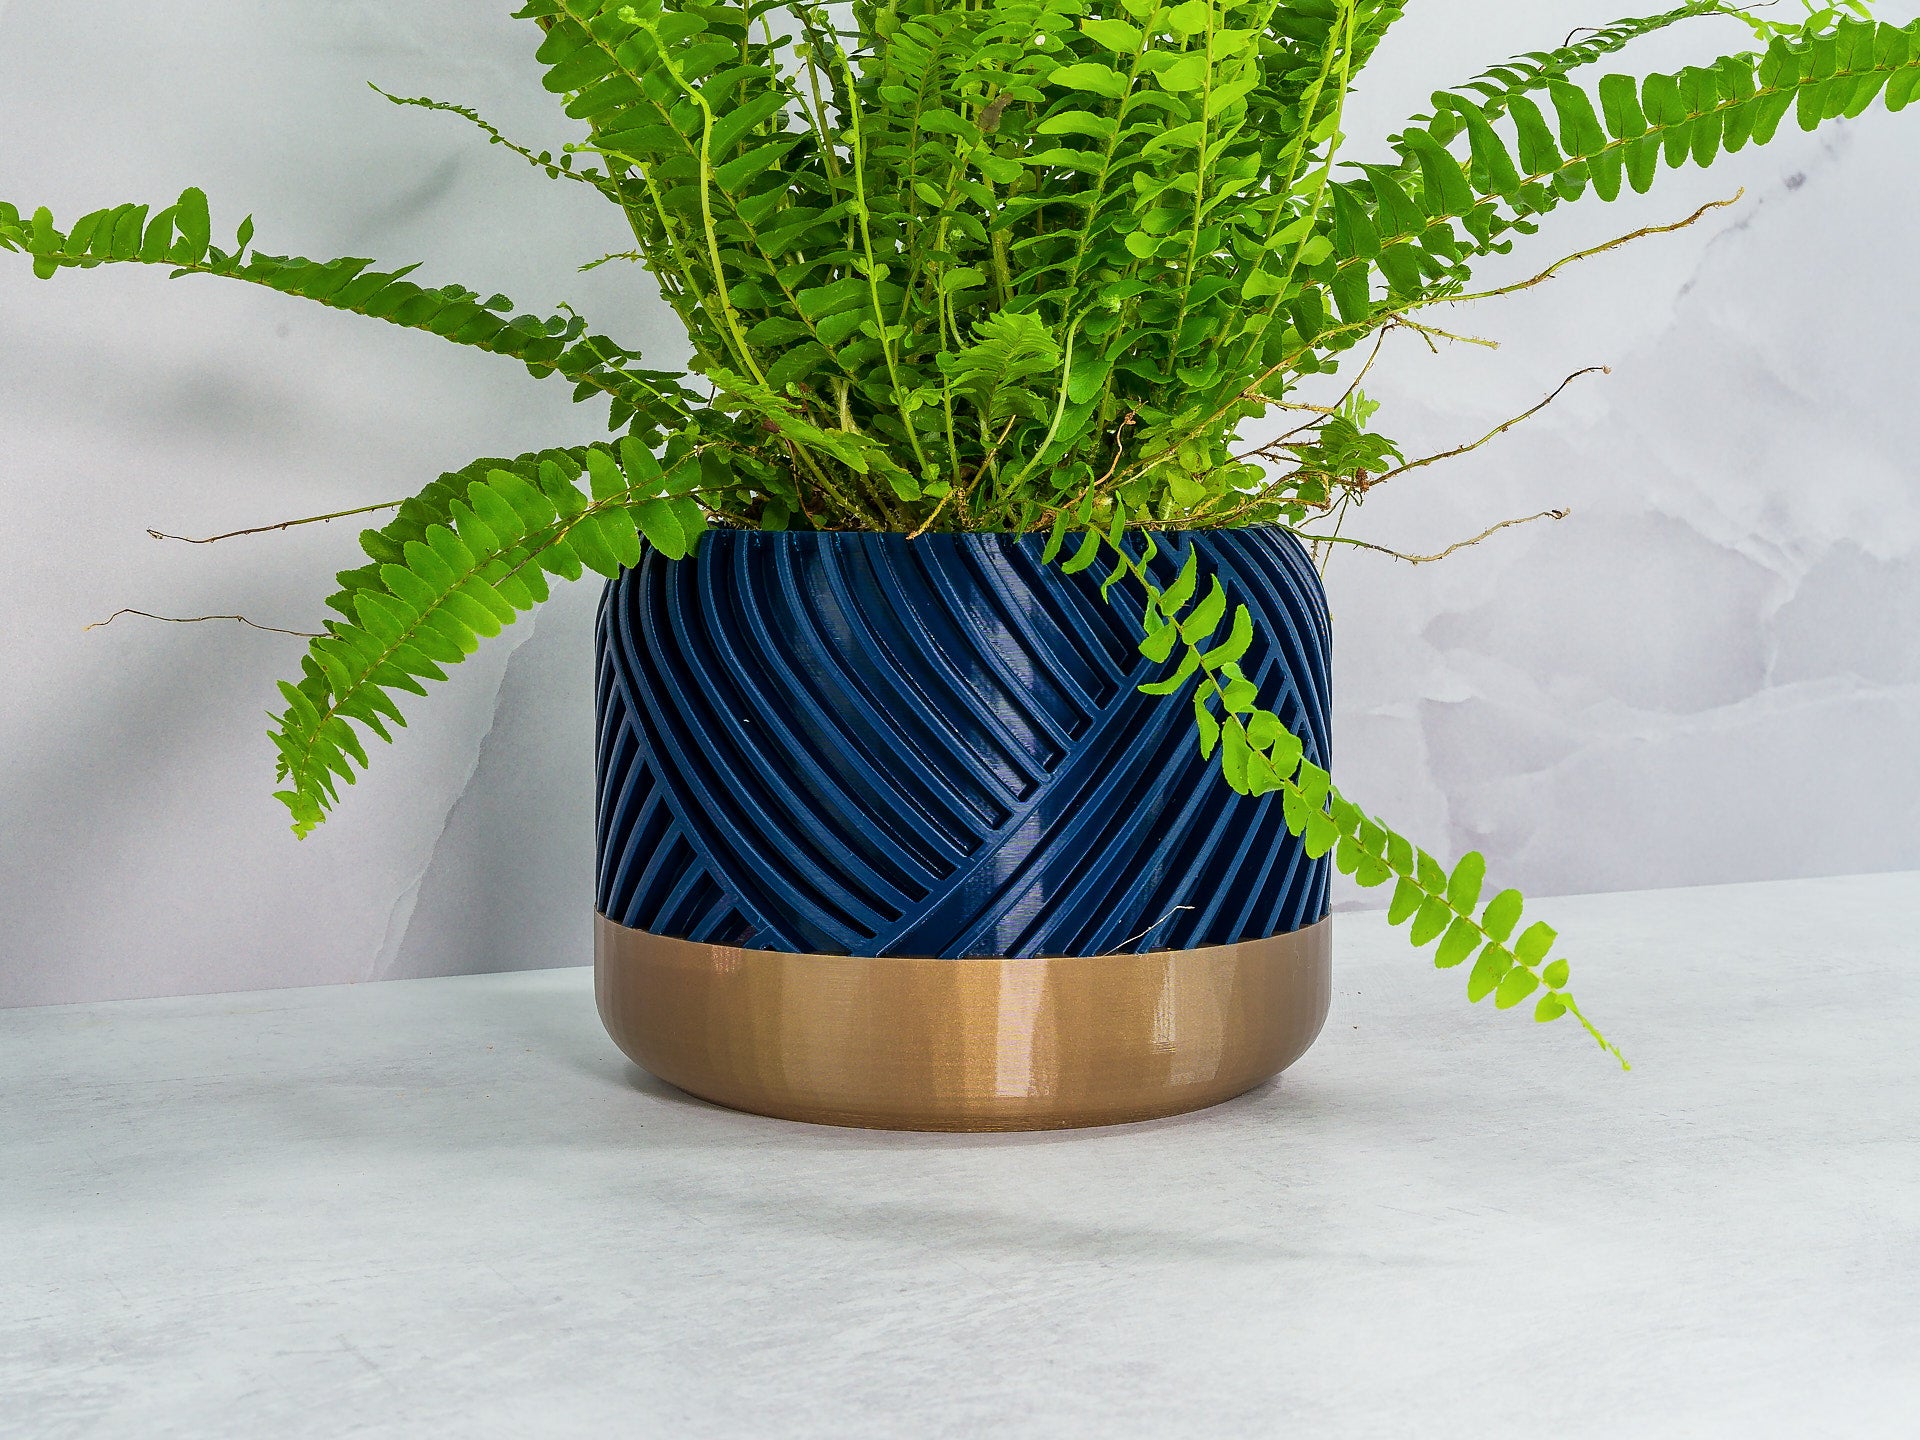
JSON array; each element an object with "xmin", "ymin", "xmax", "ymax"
[{"xmin": 595, "ymin": 527, "xmax": 1331, "ymax": 958}]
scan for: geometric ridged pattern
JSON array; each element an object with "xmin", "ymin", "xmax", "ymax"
[{"xmin": 595, "ymin": 526, "xmax": 1331, "ymax": 958}]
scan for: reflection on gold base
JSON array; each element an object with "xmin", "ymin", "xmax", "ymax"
[{"xmin": 595, "ymin": 915, "xmax": 1332, "ymax": 1132}]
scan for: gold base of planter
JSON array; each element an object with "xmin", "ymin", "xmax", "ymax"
[{"xmin": 594, "ymin": 915, "xmax": 1331, "ymax": 1131}]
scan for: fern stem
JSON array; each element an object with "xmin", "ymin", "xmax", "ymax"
[
  {"xmin": 834, "ymin": 42, "xmax": 936, "ymax": 485},
  {"xmin": 634, "ymin": 20, "xmax": 771, "ymax": 390},
  {"xmin": 994, "ymin": 316, "xmax": 1083, "ymax": 518}
]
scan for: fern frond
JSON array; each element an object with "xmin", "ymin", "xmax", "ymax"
[
  {"xmin": 270, "ymin": 440, "xmax": 707, "ymax": 835},
  {"xmin": 1068, "ymin": 524, "xmax": 1626, "ymax": 1067},
  {"xmin": 0, "ymin": 188, "xmax": 693, "ymax": 440},
  {"xmin": 1369, "ymin": 12, "xmax": 1920, "ymax": 303},
  {"xmin": 937, "ymin": 312, "xmax": 1064, "ymax": 427}
]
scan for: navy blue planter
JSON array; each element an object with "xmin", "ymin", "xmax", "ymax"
[{"xmin": 594, "ymin": 526, "xmax": 1330, "ymax": 960}]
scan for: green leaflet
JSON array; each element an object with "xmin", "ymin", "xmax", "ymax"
[
  {"xmin": 1046, "ymin": 61, "xmax": 1132, "ymax": 99},
  {"xmin": 1480, "ymin": 888, "xmax": 1524, "ymax": 942},
  {"xmin": 3, "ymin": 190, "xmax": 692, "ymax": 440},
  {"xmin": 270, "ymin": 440, "xmax": 701, "ymax": 835},
  {"xmin": 1180, "ymin": 578, "xmax": 1229, "ymax": 645},
  {"xmin": 1447, "ymin": 852, "xmax": 1487, "ymax": 915}
]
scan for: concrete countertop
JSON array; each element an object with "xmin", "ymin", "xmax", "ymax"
[{"xmin": 5, "ymin": 872, "xmax": 1917, "ymax": 1438}]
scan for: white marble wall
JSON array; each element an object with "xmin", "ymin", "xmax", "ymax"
[{"xmin": 3, "ymin": 3, "xmax": 1916, "ymax": 1005}]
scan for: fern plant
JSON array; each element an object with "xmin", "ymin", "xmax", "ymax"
[{"xmin": 7, "ymin": 0, "xmax": 1915, "ymax": 1065}]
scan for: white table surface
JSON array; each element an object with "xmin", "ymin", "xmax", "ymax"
[{"xmin": 5, "ymin": 872, "xmax": 1917, "ymax": 1439}]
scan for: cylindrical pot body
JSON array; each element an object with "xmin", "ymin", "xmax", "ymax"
[{"xmin": 593, "ymin": 526, "xmax": 1332, "ymax": 1129}]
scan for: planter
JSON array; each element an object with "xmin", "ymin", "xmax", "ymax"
[{"xmin": 593, "ymin": 527, "xmax": 1333, "ymax": 1130}]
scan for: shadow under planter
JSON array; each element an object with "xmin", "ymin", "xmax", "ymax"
[{"xmin": 592, "ymin": 527, "xmax": 1333, "ymax": 1130}]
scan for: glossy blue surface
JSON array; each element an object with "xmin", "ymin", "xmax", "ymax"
[{"xmin": 594, "ymin": 527, "xmax": 1331, "ymax": 958}]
